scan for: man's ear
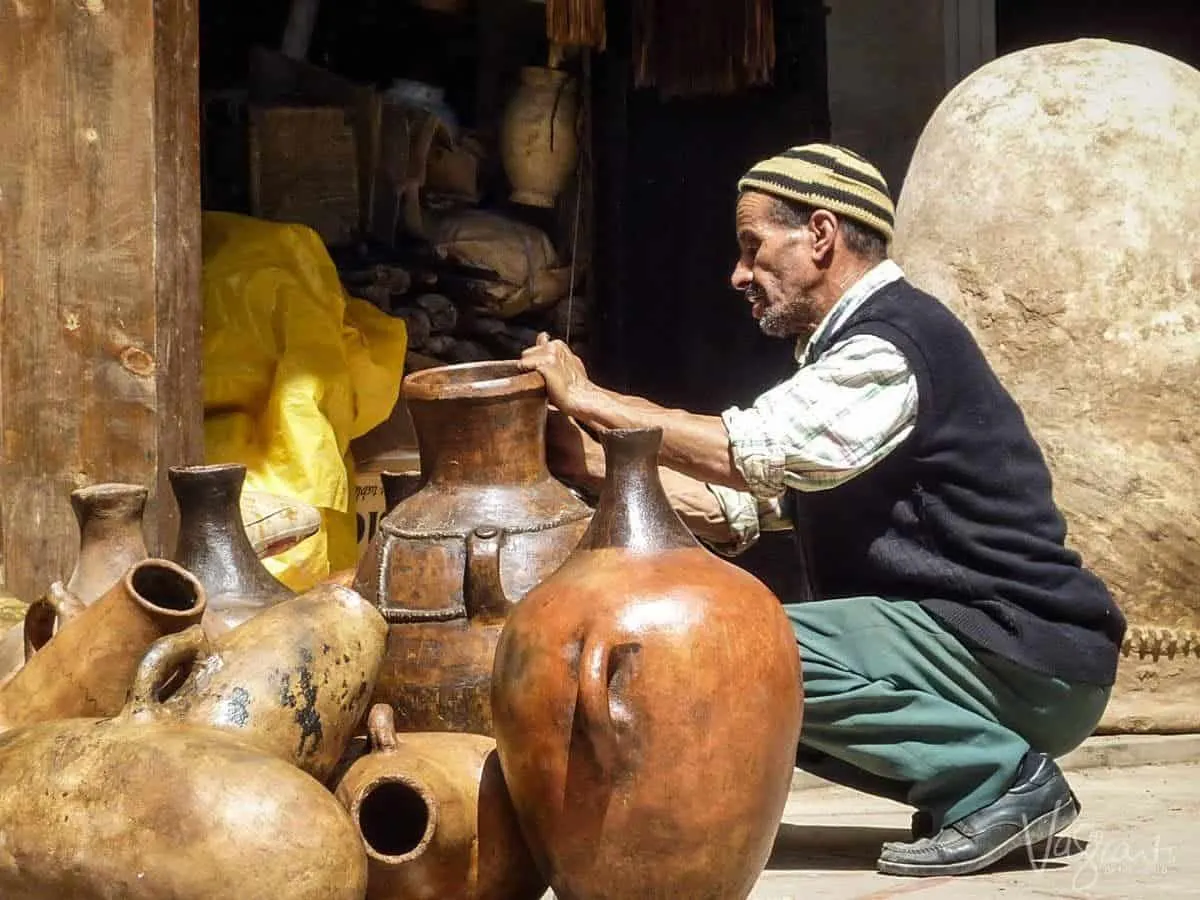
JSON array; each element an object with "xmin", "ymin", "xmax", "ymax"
[{"xmin": 808, "ymin": 210, "xmax": 839, "ymax": 261}]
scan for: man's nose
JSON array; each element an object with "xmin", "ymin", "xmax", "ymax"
[{"xmin": 731, "ymin": 260, "xmax": 751, "ymax": 291}]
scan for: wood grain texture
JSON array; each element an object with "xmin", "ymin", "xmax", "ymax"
[{"xmin": 0, "ymin": 0, "xmax": 202, "ymax": 601}]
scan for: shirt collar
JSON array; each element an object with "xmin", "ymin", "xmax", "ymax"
[{"xmin": 796, "ymin": 259, "xmax": 906, "ymax": 364}]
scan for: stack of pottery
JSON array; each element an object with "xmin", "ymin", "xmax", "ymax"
[
  {"xmin": 0, "ymin": 582, "xmax": 385, "ymax": 900},
  {"xmin": 0, "ymin": 369, "xmax": 804, "ymax": 899},
  {"xmin": 0, "ymin": 466, "xmax": 390, "ymax": 899}
]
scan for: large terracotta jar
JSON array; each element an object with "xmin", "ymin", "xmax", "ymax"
[
  {"xmin": 0, "ymin": 559, "xmax": 206, "ymax": 732},
  {"xmin": 355, "ymin": 361, "xmax": 593, "ymax": 736},
  {"xmin": 334, "ymin": 704, "xmax": 545, "ymax": 900},
  {"xmin": 499, "ymin": 66, "xmax": 579, "ymax": 208},
  {"xmin": 169, "ymin": 463, "xmax": 295, "ymax": 635},
  {"xmin": 491, "ymin": 427, "xmax": 803, "ymax": 900},
  {"xmin": 0, "ymin": 710, "xmax": 367, "ymax": 899},
  {"xmin": 126, "ymin": 583, "xmax": 387, "ymax": 783}
]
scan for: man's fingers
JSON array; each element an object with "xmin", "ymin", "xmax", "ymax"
[{"xmin": 536, "ymin": 331, "xmax": 551, "ymax": 347}]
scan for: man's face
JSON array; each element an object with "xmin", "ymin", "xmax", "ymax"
[{"xmin": 731, "ymin": 192, "xmax": 824, "ymax": 339}]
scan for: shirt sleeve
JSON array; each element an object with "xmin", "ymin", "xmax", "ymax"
[
  {"xmin": 721, "ymin": 333, "xmax": 917, "ymax": 500},
  {"xmin": 704, "ymin": 484, "xmax": 793, "ymax": 556}
]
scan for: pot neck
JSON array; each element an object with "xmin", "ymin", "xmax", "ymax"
[
  {"xmin": 169, "ymin": 464, "xmax": 273, "ymax": 577},
  {"xmin": 575, "ymin": 428, "xmax": 697, "ymax": 553},
  {"xmin": 71, "ymin": 483, "xmax": 148, "ymax": 549},
  {"xmin": 410, "ymin": 393, "xmax": 552, "ymax": 487}
]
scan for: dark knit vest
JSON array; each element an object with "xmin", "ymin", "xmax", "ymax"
[{"xmin": 786, "ymin": 278, "xmax": 1126, "ymax": 686}]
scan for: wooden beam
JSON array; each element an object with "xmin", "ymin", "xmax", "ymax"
[{"xmin": 0, "ymin": 0, "xmax": 202, "ymax": 601}]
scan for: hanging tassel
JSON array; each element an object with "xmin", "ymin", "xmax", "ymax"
[
  {"xmin": 546, "ymin": 0, "xmax": 607, "ymax": 52},
  {"xmin": 633, "ymin": 0, "xmax": 775, "ymax": 98}
]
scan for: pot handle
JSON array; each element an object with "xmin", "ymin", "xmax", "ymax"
[
  {"xmin": 126, "ymin": 625, "xmax": 211, "ymax": 712},
  {"xmin": 465, "ymin": 526, "xmax": 511, "ymax": 621},
  {"xmin": 367, "ymin": 703, "xmax": 399, "ymax": 753},
  {"xmin": 578, "ymin": 635, "xmax": 639, "ymax": 774},
  {"xmin": 23, "ymin": 582, "xmax": 86, "ymax": 661}
]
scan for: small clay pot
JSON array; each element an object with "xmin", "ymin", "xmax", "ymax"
[
  {"xmin": 0, "ymin": 559, "xmax": 206, "ymax": 732},
  {"xmin": 0, "ymin": 482, "xmax": 150, "ymax": 683},
  {"xmin": 126, "ymin": 583, "xmax": 387, "ymax": 782},
  {"xmin": 335, "ymin": 704, "xmax": 545, "ymax": 900}
]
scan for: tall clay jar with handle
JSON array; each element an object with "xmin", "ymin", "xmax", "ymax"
[
  {"xmin": 334, "ymin": 704, "xmax": 545, "ymax": 900},
  {"xmin": 355, "ymin": 361, "xmax": 592, "ymax": 736},
  {"xmin": 491, "ymin": 427, "xmax": 804, "ymax": 900}
]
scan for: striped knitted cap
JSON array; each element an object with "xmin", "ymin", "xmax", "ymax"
[{"xmin": 738, "ymin": 144, "xmax": 895, "ymax": 242}]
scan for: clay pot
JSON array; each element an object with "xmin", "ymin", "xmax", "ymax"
[
  {"xmin": 0, "ymin": 482, "xmax": 150, "ymax": 682},
  {"xmin": 0, "ymin": 559, "xmax": 206, "ymax": 732},
  {"xmin": 0, "ymin": 712, "xmax": 367, "ymax": 899},
  {"xmin": 491, "ymin": 427, "xmax": 803, "ymax": 900},
  {"xmin": 334, "ymin": 704, "xmax": 545, "ymax": 900},
  {"xmin": 169, "ymin": 463, "xmax": 294, "ymax": 635},
  {"xmin": 499, "ymin": 66, "xmax": 579, "ymax": 208},
  {"xmin": 355, "ymin": 361, "xmax": 592, "ymax": 735},
  {"xmin": 125, "ymin": 583, "xmax": 387, "ymax": 782}
]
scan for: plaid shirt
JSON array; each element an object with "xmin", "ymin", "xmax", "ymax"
[{"xmin": 708, "ymin": 260, "xmax": 917, "ymax": 554}]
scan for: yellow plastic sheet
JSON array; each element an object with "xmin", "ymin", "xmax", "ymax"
[{"xmin": 201, "ymin": 212, "xmax": 407, "ymax": 590}]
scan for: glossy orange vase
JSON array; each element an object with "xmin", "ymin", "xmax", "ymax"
[{"xmin": 491, "ymin": 427, "xmax": 803, "ymax": 900}]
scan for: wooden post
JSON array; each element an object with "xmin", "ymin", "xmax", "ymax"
[{"xmin": 0, "ymin": 0, "xmax": 202, "ymax": 601}]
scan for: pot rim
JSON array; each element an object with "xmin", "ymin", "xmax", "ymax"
[
  {"xmin": 354, "ymin": 773, "xmax": 440, "ymax": 865},
  {"xmin": 403, "ymin": 360, "xmax": 545, "ymax": 402}
]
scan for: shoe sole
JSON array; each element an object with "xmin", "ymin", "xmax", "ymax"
[{"xmin": 876, "ymin": 794, "xmax": 1080, "ymax": 878}]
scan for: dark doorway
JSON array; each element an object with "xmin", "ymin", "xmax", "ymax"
[{"xmin": 997, "ymin": 0, "xmax": 1200, "ymax": 69}]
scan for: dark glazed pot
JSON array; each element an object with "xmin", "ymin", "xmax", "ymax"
[
  {"xmin": 169, "ymin": 463, "xmax": 294, "ymax": 635},
  {"xmin": 334, "ymin": 704, "xmax": 545, "ymax": 900},
  {"xmin": 354, "ymin": 361, "xmax": 593, "ymax": 735},
  {"xmin": 491, "ymin": 427, "xmax": 804, "ymax": 900}
]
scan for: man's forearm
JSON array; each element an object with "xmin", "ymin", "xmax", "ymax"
[{"xmin": 573, "ymin": 385, "xmax": 749, "ymax": 490}]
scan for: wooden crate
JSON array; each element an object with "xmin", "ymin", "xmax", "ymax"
[{"xmin": 248, "ymin": 105, "xmax": 363, "ymax": 246}]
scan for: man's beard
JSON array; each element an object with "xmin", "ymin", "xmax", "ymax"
[{"xmin": 750, "ymin": 286, "xmax": 814, "ymax": 339}]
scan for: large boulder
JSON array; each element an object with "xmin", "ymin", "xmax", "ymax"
[{"xmin": 893, "ymin": 39, "xmax": 1200, "ymax": 733}]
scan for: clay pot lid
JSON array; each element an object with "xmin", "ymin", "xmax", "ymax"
[{"xmin": 402, "ymin": 360, "xmax": 545, "ymax": 402}]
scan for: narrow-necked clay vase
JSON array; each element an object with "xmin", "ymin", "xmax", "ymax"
[
  {"xmin": 0, "ymin": 559, "xmax": 206, "ymax": 732},
  {"xmin": 169, "ymin": 463, "xmax": 294, "ymax": 635},
  {"xmin": 125, "ymin": 583, "xmax": 387, "ymax": 782},
  {"xmin": 355, "ymin": 361, "xmax": 593, "ymax": 735},
  {"xmin": 491, "ymin": 427, "xmax": 803, "ymax": 900},
  {"xmin": 0, "ymin": 482, "xmax": 151, "ymax": 682},
  {"xmin": 334, "ymin": 704, "xmax": 545, "ymax": 900},
  {"xmin": 0, "ymin": 711, "xmax": 367, "ymax": 899}
]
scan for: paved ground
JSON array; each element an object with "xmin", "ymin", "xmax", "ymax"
[{"xmin": 752, "ymin": 761, "xmax": 1200, "ymax": 899}]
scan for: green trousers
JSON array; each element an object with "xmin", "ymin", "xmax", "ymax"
[{"xmin": 787, "ymin": 596, "xmax": 1111, "ymax": 828}]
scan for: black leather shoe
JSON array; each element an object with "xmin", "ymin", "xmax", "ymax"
[{"xmin": 877, "ymin": 752, "xmax": 1080, "ymax": 877}]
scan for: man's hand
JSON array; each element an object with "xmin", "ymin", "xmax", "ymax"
[{"xmin": 519, "ymin": 333, "xmax": 595, "ymax": 418}]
